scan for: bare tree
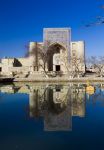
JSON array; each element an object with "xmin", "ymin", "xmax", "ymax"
[
  {"xmin": 25, "ymin": 45, "xmax": 30, "ymax": 58},
  {"xmin": 38, "ymin": 41, "xmax": 51, "ymax": 73},
  {"xmin": 25, "ymin": 41, "xmax": 52, "ymax": 77},
  {"xmin": 59, "ymin": 53, "xmax": 71, "ymax": 76},
  {"xmin": 59, "ymin": 53, "xmax": 84, "ymax": 78},
  {"xmin": 71, "ymin": 56, "xmax": 84, "ymax": 78},
  {"xmin": 87, "ymin": 56, "xmax": 104, "ymax": 77},
  {"xmin": 25, "ymin": 42, "xmax": 41, "ymax": 71}
]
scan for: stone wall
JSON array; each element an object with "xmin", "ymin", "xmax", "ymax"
[
  {"xmin": 0, "ymin": 57, "xmax": 33, "ymax": 75},
  {"xmin": 17, "ymin": 57, "xmax": 32, "ymax": 66}
]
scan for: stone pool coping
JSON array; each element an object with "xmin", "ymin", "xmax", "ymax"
[{"xmin": 1, "ymin": 77, "xmax": 104, "ymax": 83}]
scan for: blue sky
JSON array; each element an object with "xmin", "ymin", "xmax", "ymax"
[{"xmin": 0, "ymin": 0, "xmax": 104, "ymax": 58}]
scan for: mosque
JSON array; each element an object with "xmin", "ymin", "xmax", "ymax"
[{"xmin": 0, "ymin": 28, "xmax": 85, "ymax": 78}]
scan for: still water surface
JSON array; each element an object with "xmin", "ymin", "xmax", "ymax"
[{"xmin": 0, "ymin": 83, "xmax": 104, "ymax": 150}]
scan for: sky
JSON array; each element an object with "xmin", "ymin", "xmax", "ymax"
[{"xmin": 0, "ymin": 0, "xmax": 104, "ymax": 58}]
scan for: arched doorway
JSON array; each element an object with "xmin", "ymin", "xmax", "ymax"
[{"xmin": 47, "ymin": 43, "xmax": 66, "ymax": 72}]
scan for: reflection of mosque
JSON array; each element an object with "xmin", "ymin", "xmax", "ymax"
[
  {"xmin": 1, "ymin": 83, "xmax": 104, "ymax": 131},
  {"xmin": 0, "ymin": 83, "xmax": 86, "ymax": 131},
  {"xmin": 29, "ymin": 84, "xmax": 86, "ymax": 131}
]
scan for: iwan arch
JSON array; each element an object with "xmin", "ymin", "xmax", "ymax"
[
  {"xmin": 46, "ymin": 42, "xmax": 66, "ymax": 72},
  {"xmin": 0, "ymin": 28, "xmax": 85, "ymax": 78}
]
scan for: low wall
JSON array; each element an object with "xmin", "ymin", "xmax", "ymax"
[
  {"xmin": 8, "ymin": 66, "xmax": 31, "ymax": 73},
  {"xmin": 1, "ymin": 76, "xmax": 104, "ymax": 83},
  {"xmin": 13, "ymin": 77, "xmax": 104, "ymax": 82}
]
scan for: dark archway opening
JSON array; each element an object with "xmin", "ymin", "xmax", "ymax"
[
  {"xmin": 47, "ymin": 43, "xmax": 65, "ymax": 71},
  {"xmin": 0, "ymin": 67, "xmax": 2, "ymax": 72},
  {"xmin": 56, "ymin": 65, "xmax": 60, "ymax": 71}
]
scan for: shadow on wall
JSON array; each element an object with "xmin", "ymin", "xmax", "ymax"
[{"xmin": 13, "ymin": 58, "xmax": 22, "ymax": 67}]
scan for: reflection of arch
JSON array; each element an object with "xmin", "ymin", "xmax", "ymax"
[
  {"xmin": 47, "ymin": 43, "xmax": 66, "ymax": 71},
  {"xmin": 47, "ymin": 88, "xmax": 67, "ymax": 114}
]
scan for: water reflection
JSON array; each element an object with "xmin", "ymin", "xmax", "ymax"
[{"xmin": 0, "ymin": 83, "xmax": 104, "ymax": 131}]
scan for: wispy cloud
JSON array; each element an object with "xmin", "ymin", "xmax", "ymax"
[{"xmin": 84, "ymin": 3, "xmax": 104, "ymax": 27}]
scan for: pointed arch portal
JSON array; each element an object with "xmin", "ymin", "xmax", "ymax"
[{"xmin": 47, "ymin": 43, "xmax": 66, "ymax": 71}]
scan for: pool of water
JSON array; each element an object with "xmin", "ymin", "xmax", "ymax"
[{"xmin": 0, "ymin": 83, "xmax": 104, "ymax": 150}]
